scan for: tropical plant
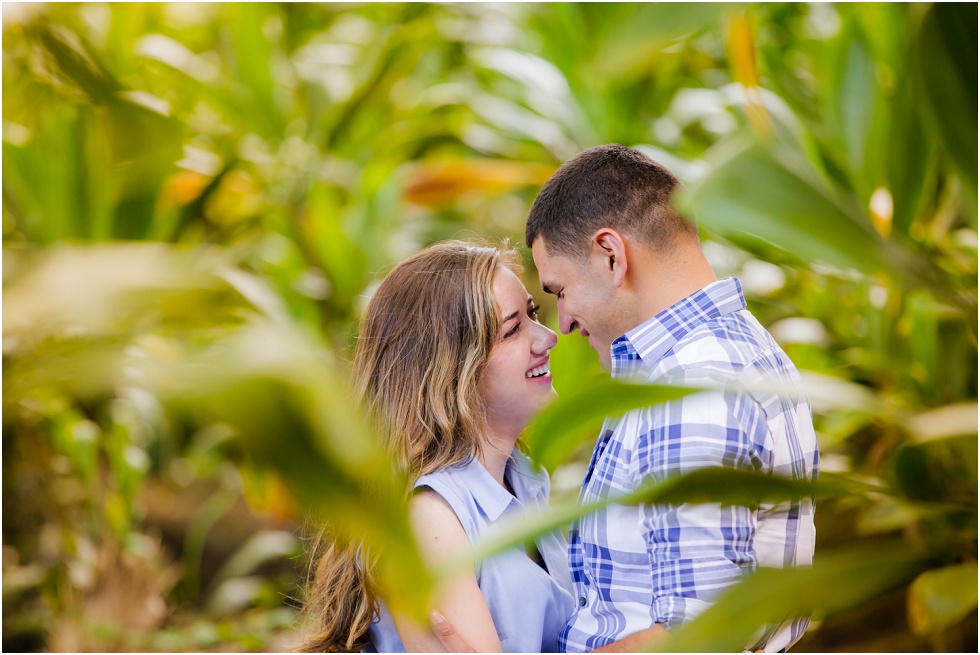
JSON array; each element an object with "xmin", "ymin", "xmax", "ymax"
[{"xmin": 3, "ymin": 2, "xmax": 975, "ymax": 652}]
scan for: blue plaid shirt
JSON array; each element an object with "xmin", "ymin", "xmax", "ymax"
[{"xmin": 559, "ymin": 277, "xmax": 819, "ymax": 653}]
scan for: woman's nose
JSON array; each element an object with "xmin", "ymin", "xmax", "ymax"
[{"xmin": 533, "ymin": 322, "xmax": 558, "ymax": 353}]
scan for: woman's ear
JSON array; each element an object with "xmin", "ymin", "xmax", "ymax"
[{"xmin": 592, "ymin": 229, "xmax": 628, "ymax": 288}]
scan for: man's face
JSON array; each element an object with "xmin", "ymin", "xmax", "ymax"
[{"xmin": 531, "ymin": 237, "xmax": 621, "ymax": 372}]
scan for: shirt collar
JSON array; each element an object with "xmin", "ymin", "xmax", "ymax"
[
  {"xmin": 611, "ymin": 277, "xmax": 747, "ymax": 376},
  {"xmin": 457, "ymin": 449, "xmax": 547, "ymax": 522}
]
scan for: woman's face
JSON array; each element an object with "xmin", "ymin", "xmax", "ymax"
[{"xmin": 481, "ymin": 266, "xmax": 558, "ymax": 437}]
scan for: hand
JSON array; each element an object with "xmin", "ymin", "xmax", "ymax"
[{"xmin": 430, "ymin": 610, "xmax": 476, "ymax": 652}]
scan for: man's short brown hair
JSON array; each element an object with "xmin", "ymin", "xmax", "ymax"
[{"xmin": 525, "ymin": 144, "xmax": 698, "ymax": 257}]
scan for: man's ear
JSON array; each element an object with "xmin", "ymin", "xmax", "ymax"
[{"xmin": 592, "ymin": 229, "xmax": 628, "ymax": 288}]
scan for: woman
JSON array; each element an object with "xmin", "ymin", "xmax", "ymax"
[{"xmin": 300, "ymin": 241, "xmax": 575, "ymax": 652}]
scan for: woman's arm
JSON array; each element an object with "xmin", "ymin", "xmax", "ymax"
[{"xmin": 392, "ymin": 489, "xmax": 502, "ymax": 652}]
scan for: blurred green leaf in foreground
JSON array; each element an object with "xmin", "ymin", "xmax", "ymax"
[{"xmin": 3, "ymin": 2, "xmax": 976, "ymax": 652}]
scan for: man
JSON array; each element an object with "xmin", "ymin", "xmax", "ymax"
[{"xmin": 435, "ymin": 144, "xmax": 818, "ymax": 652}]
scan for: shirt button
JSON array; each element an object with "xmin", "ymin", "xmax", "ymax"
[{"xmin": 578, "ymin": 596, "xmax": 587, "ymax": 606}]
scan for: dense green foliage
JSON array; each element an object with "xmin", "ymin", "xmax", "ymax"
[{"xmin": 3, "ymin": 3, "xmax": 976, "ymax": 652}]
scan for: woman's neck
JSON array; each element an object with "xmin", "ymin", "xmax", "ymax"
[{"xmin": 477, "ymin": 426, "xmax": 520, "ymax": 488}]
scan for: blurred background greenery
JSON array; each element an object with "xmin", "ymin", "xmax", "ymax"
[{"xmin": 2, "ymin": 2, "xmax": 976, "ymax": 652}]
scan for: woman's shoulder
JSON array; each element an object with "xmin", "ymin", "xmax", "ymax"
[
  {"xmin": 412, "ymin": 458, "xmax": 483, "ymax": 539},
  {"xmin": 413, "ymin": 457, "xmax": 479, "ymax": 495}
]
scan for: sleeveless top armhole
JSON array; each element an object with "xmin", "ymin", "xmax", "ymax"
[{"xmin": 413, "ymin": 474, "xmax": 483, "ymax": 579}]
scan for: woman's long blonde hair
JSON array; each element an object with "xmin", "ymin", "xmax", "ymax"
[{"xmin": 298, "ymin": 241, "xmax": 520, "ymax": 652}]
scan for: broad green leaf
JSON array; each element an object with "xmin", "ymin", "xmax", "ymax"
[
  {"xmin": 683, "ymin": 138, "xmax": 947, "ymax": 298},
  {"xmin": 163, "ymin": 321, "xmax": 433, "ymax": 620},
  {"xmin": 651, "ymin": 546, "xmax": 929, "ymax": 652},
  {"xmin": 904, "ymin": 289, "xmax": 940, "ymax": 394},
  {"xmin": 588, "ymin": 4, "xmax": 735, "ymax": 88},
  {"xmin": 908, "ymin": 562, "xmax": 979, "ymax": 636},
  {"xmin": 913, "ymin": 3, "xmax": 978, "ymax": 202},
  {"xmin": 32, "ymin": 24, "xmax": 121, "ymax": 103},
  {"xmin": 305, "ymin": 183, "xmax": 366, "ymax": 311},
  {"xmin": 524, "ymin": 375, "xmax": 700, "ymax": 471},
  {"xmin": 885, "ymin": 59, "xmax": 933, "ymax": 237},
  {"xmin": 833, "ymin": 22, "xmax": 877, "ymax": 182},
  {"xmin": 228, "ymin": 3, "xmax": 286, "ymax": 138}
]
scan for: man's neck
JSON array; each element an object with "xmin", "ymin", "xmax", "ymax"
[{"xmin": 630, "ymin": 241, "xmax": 717, "ymax": 326}]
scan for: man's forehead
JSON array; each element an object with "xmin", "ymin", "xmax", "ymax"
[{"xmin": 530, "ymin": 239, "xmax": 565, "ymax": 292}]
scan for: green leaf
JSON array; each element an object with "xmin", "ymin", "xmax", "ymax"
[
  {"xmin": 913, "ymin": 3, "xmax": 978, "ymax": 201},
  {"xmin": 885, "ymin": 59, "xmax": 933, "ymax": 237},
  {"xmin": 890, "ymin": 435, "xmax": 978, "ymax": 506},
  {"xmin": 33, "ymin": 24, "xmax": 121, "ymax": 103},
  {"xmin": 683, "ymin": 137, "xmax": 949, "ymax": 299},
  {"xmin": 908, "ymin": 562, "xmax": 979, "ymax": 636},
  {"xmin": 164, "ymin": 321, "xmax": 434, "ymax": 620},
  {"xmin": 588, "ymin": 4, "xmax": 735, "ymax": 88},
  {"xmin": 305, "ymin": 183, "xmax": 367, "ymax": 310},
  {"xmin": 833, "ymin": 23, "xmax": 877, "ymax": 180},
  {"xmin": 228, "ymin": 3, "xmax": 287, "ymax": 138},
  {"xmin": 651, "ymin": 545, "xmax": 929, "ymax": 652},
  {"xmin": 685, "ymin": 138, "xmax": 888, "ymax": 273},
  {"xmin": 524, "ymin": 375, "xmax": 700, "ymax": 471},
  {"xmin": 441, "ymin": 467, "xmax": 873, "ymax": 583}
]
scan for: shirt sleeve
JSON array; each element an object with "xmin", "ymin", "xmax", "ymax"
[{"xmin": 634, "ymin": 387, "xmax": 771, "ymax": 631}]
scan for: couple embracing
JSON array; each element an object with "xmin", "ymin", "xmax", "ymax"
[{"xmin": 301, "ymin": 145, "xmax": 818, "ymax": 653}]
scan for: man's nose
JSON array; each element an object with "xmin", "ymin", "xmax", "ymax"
[{"xmin": 558, "ymin": 311, "xmax": 577, "ymax": 335}]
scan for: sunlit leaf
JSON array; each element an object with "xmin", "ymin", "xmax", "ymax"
[
  {"xmin": 209, "ymin": 531, "xmax": 300, "ymax": 591},
  {"xmin": 589, "ymin": 3, "xmax": 735, "ymax": 88},
  {"xmin": 651, "ymin": 546, "xmax": 929, "ymax": 652},
  {"xmin": 227, "ymin": 3, "xmax": 287, "ymax": 138},
  {"xmin": 682, "ymin": 138, "xmax": 950, "ymax": 299},
  {"xmin": 304, "ymin": 183, "xmax": 368, "ymax": 310},
  {"xmin": 832, "ymin": 21, "xmax": 877, "ymax": 182},
  {"xmin": 403, "ymin": 159, "xmax": 555, "ymax": 207},
  {"xmin": 905, "ymin": 403, "xmax": 979, "ymax": 443},
  {"xmin": 908, "ymin": 562, "xmax": 979, "ymax": 636},
  {"xmin": 161, "ymin": 321, "xmax": 433, "ymax": 619},
  {"xmin": 2, "ymin": 244, "xmax": 234, "ymax": 344}
]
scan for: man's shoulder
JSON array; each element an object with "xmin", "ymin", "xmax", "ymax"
[{"xmin": 658, "ymin": 309, "xmax": 774, "ymax": 372}]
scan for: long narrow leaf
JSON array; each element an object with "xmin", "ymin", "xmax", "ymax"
[
  {"xmin": 438, "ymin": 467, "xmax": 875, "ymax": 583},
  {"xmin": 650, "ymin": 545, "xmax": 930, "ymax": 652},
  {"xmin": 524, "ymin": 376, "xmax": 701, "ymax": 471}
]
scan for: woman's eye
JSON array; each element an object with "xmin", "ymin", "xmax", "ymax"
[
  {"xmin": 504, "ymin": 323, "xmax": 520, "ymax": 338},
  {"xmin": 529, "ymin": 304, "xmax": 541, "ymax": 320}
]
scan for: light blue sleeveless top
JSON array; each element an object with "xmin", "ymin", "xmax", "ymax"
[{"xmin": 366, "ymin": 449, "xmax": 575, "ymax": 653}]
